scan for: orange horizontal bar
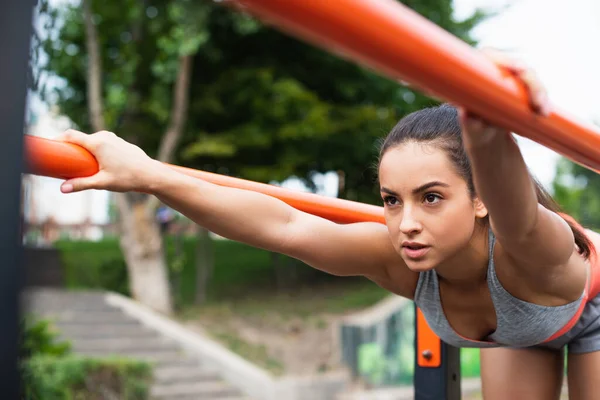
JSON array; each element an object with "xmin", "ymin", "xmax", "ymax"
[
  {"xmin": 232, "ymin": 0, "xmax": 600, "ymax": 174},
  {"xmin": 23, "ymin": 135, "xmax": 385, "ymax": 225},
  {"xmin": 24, "ymin": 135, "xmax": 99, "ymax": 179}
]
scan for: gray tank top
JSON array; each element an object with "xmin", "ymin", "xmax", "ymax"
[{"xmin": 413, "ymin": 229, "xmax": 584, "ymax": 348}]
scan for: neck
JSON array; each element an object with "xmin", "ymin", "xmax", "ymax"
[{"xmin": 435, "ymin": 224, "xmax": 490, "ymax": 289}]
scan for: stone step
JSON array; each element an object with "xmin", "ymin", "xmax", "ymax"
[
  {"xmin": 24, "ymin": 289, "xmax": 252, "ymax": 400},
  {"xmin": 55, "ymin": 324, "xmax": 157, "ymax": 339},
  {"xmin": 150, "ymin": 381, "xmax": 241, "ymax": 398},
  {"xmin": 154, "ymin": 365, "xmax": 222, "ymax": 384},
  {"xmin": 23, "ymin": 291, "xmax": 109, "ymax": 306},
  {"xmin": 23, "ymin": 288, "xmax": 108, "ymax": 298},
  {"xmin": 77, "ymin": 349, "xmax": 197, "ymax": 365},
  {"xmin": 71, "ymin": 337, "xmax": 179, "ymax": 353},
  {"xmin": 151, "ymin": 396, "xmax": 251, "ymax": 400},
  {"xmin": 48, "ymin": 310, "xmax": 140, "ymax": 324},
  {"xmin": 27, "ymin": 302, "xmax": 116, "ymax": 313}
]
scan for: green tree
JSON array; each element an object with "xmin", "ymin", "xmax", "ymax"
[{"xmin": 553, "ymin": 157, "xmax": 600, "ymax": 230}]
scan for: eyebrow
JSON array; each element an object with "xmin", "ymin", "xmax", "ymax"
[{"xmin": 380, "ymin": 181, "xmax": 450, "ymax": 196}]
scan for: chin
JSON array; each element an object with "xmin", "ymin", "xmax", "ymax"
[
  {"xmin": 405, "ymin": 261, "xmax": 436, "ymax": 273},
  {"xmin": 402, "ymin": 256, "xmax": 437, "ymax": 272}
]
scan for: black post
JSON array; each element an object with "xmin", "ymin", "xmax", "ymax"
[
  {"xmin": 414, "ymin": 304, "xmax": 461, "ymax": 399},
  {"xmin": 0, "ymin": 0, "xmax": 37, "ymax": 397}
]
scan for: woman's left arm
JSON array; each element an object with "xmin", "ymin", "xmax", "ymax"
[{"xmin": 460, "ymin": 51, "xmax": 575, "ymax": 267}]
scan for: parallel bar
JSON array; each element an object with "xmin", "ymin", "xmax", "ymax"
[
  {"xmin": 1, "ymin": 0, "xmax": 36, "ymax": 397},
  {"xmin": 232, "ymin": 0, "xmax": 600, "ymax": 174},
  {"xmin": 23, "ymin": 135, "xmax": 385, "ymax": 225}
]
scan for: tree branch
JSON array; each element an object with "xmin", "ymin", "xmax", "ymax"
[
  {"xmin": 82, "ymin": 0, "xmax": 105, "ymax": 131},
  {"xmin": 156, "ymin": 55, "xmax": 193, "ymax": 163},
  {"xmin": 146, "ymin": 54, "xmax": 194, "ymax": 214}
]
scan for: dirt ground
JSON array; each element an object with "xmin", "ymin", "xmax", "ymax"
[
  {"xmin": 183, "ymin": 307, "xmax": 344, "ymax": 376},
  {"xmin": 179, "ymin": 282, "xmax": 573, "ymax": 398},
  {"xmin": 180, "ymin": 280, "xmax": 390, "ymax": 376}
]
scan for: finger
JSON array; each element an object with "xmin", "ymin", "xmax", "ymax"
[
  {"xmin": 458, "ymin": 108, "xmax": 486, "ymax": 133},
  {"xmin": 514, "ymin": 69, "xmax": 550, "ymax": 116},
  {"xmin": 56, "ymin": 129, "xmax": 96, "ymax": 149},
  {"xmin": 480, "ymin": 47, "xmax": 527, "ymax": 74},
  {"xmin": 458, "ymin": 108, "xmax": 508, "ymax": 143},
  {"xmin": 61, "ymin": 172, "xmax": 107, "ymax": 193},
  {"xmin": 538, "ymin": 91, "xmax": 552, "ymax": 116}
]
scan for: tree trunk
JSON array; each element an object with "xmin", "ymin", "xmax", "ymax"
[
  {"xmin": 194, "ymin": 226, "xmax": 214, "ymax": 304},
  {"xmin": 82, "ymin": 0, "xmax": 104, "ymax": 132},
  {"xmin": 83, "ymin": 0, "xmax": 174, "ymax": 314},
  {"xmin": 117, "ymin": 194, "xmax": 172, "ymax": 313}
]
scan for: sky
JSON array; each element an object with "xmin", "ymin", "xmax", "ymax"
[
  {"xmin": 27, "ymin": 0, "xmax": 600, "ymax": 225},
  {"xmin": 452, "ymin": 0, "xmax": 600, "ymax": 185}
]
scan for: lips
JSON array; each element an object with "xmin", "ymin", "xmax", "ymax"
[{"xmin": 401, "ymin": 242, "xmax": 430, "ymax": 259}]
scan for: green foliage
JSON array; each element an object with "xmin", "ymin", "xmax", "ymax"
[
  {"xmin": 552, "ymin": 157, "xmax": 600, "ymax": 230},
  {"xmin": 56, "ymin": 236, "xmax": 303, "ymax": 305},
  {"xmin": 21, "ymin": 317, "xmax": 72, "ymax": 360},
  {"xmin": 22, "ymin": 355, "xmax": 152, "ymax": 400},
  {"xmin": 460, "ymin": 348, "xmax": 481, "ymax": 377},
  {"xmin": 56, "ymin": 236, "xmax": 199, "ymax": 305},
  {"xmin": 20, "ymin": 316, "xmax": 152, "ymax": 399},
  {"xmin": 38, "ymin": 0, "xmax": 485, "ymax": 205},
  {"xmin": 55, "ymin": 239, "xmax": 131, "ymax": 296}
]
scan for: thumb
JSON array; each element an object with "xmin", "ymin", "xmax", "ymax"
[{"xmin": 61, "ymin": 171, "xmax": 107, "ymax": 193}]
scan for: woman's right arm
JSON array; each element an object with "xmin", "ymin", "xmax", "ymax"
[{"xmin": 57, "ymin": 129, "xmax": 417, "ymax": 297}]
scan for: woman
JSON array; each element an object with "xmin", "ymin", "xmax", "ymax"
[{"xmin": 56, "ymin": 55, "xmax": 600, "ymax": 399}]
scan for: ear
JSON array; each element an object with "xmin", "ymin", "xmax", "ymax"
[{"xmin": 473, "ymin": 197, "xmax": 488, "ymax": 219}]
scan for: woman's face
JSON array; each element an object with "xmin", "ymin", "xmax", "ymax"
[{"xmin": 379, "ymin": 141, "xmax": 487, "ymax": 272}]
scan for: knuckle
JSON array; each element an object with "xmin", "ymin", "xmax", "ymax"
[{"xmin": 98, "ymin": 130, "xmax": 116, "ymax": 138}]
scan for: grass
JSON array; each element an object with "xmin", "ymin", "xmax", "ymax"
[
  {"xmin": 208, "ymin": 329, "xmax": 285, "ymax": 375},
  {"xmin": 180, "ymin": 278, "xmax": 390, "ymax": 321}
]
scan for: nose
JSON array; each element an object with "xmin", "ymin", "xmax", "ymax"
[{"xmin": 399, "ymin": 206, "xmax": 422, "ymax": 235}]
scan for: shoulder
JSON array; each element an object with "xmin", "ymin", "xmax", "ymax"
[
  {"xmin": 492, "ymin": 229, "xmax": 588, "ymax": 306},
  {"xmin": 369, "ymin": 255, "xmax": 420, "ymax": 301}
]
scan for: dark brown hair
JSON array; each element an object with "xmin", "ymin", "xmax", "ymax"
[{"xmin": 379, "ymin": 103, "xmax": 593, "ymax": 259}]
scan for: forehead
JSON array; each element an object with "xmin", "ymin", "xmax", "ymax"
[{"xmin": 379, "ymin": 142, "xmax": 462, "ymax": 188}]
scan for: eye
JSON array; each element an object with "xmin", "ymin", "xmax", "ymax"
[
  {"xmin": 423, "ymin": 193, "xmax": 442, "ymax": 205},
  {"xmin": 383, "ymin": 195, "xmax": 400, "ymax": 207}
]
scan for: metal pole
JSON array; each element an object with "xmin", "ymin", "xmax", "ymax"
[{"xmin": 0, "ymin": 0, "xmax": 36, "ymax": 397}]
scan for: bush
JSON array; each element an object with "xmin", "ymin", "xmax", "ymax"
[
  {"xmin": 20, "ymin": 316, "xmax": 152, "ymax": 400},
  {"xmin": 55, "ymin": 238, "xmax": 130, "ymax": 296},
  {"xmin": 20, "ymin": 317, "xmax": 71, "ymax": 359},
  {"xmin": 22, "ymin": 355, "xmax": 152, "ymax": 400},
  {"xmin": 55, "ymin": 236, "xmax": 308, "ymax": 305}
]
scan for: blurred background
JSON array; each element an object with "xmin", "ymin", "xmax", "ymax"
[{"xmin": 20, "ymin": 0, "xmax": 599, "ymax": 399}]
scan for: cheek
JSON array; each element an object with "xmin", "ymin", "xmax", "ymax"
[
  {"xmin": 433, "ymin": 201, "xmax": 476, "ymax": 249},
  {"xmin": 384, "ymin": 213, "xmax": 402, "ymax": 249},
  {"xmin": 385, "ymin": 217, "xmax": 398, "ymax": 238}
]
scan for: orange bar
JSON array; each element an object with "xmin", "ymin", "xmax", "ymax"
[
  {"xmin": 23, "ymin": 135, "xmax": 385, "ymax": 225},
  {"xmin": 24, "ymin": 136, "xmax": 99, "ymax": 179},
  {"xmin": 232, "ymin": 0, "xmax": 600, "ymax": 174}
]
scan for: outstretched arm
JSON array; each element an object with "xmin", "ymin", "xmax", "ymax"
[
  {"xmin": 57, "ymin": 130, "xmax": 417, "ymax": 297},
  {"xmin": 460, "ymin": 51, "xmax": 575, "ymax": 269}
]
